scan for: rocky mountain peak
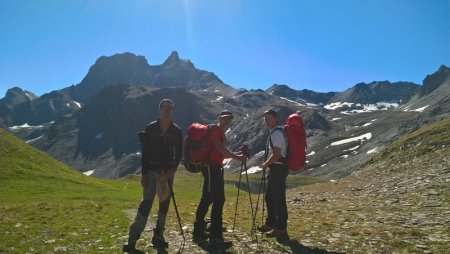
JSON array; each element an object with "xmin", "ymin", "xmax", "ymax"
[
  {"xmin": 266, "ymin": 84, "xmax": 295, "ymax": 94},
  {"xmin": 0, "ymin": 87, "xmax": 37, "ymax": 106},
  {"xmin": 420, "ymin": 65, "xmax": 450, "ymax": 97},
  {"xmin": 163, "ymin": 51, "xmax": 180, "ymax": 64},
  {"xmin": 68, "ymin": 52, "xmax": 153, "ymax": 103},
  {"xmin": 161, "ymin": 50, "xmax": 194, "ymax": 69},
  {"xmin": 438, "ymin": 64, "xmax": 449, "ymax": 73},
  {"xmin": 89, "ymin": 52, "xmax": 151, "ymax": 74}
]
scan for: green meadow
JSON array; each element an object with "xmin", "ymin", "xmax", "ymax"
[{"xmin": 0, "ymin": 128, "xmax": 323, "ymax": 253}]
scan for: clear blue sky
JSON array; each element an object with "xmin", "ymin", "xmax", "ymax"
[{"xmin": 1, "ymin": 0, "xmax": 449, "ymax": 97}]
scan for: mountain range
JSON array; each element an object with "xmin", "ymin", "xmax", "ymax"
[{"xmin": 1, "ymin": 51, "xmax": 449, "ymax": 179}]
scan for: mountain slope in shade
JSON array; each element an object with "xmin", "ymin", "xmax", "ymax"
[
  {"xmin": 31, "ymin": 85, "xmax": 224, "ymax": 178},
  {"xmin": 330, "ymin": 81, "xmax": 419, "ymax": 104},
  {"xmin": 25, "ymin": 84, "xmax": 330, "ymax": 178}
]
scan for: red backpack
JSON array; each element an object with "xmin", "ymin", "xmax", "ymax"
[
  {"xmin": 284, "ymin": 113, "xmax": 307, "ymax": 171},
  {"xmin": 184, "ymin": 123, "xmax": 218, "ymax": 173},
  {"xmin": 268, "ymin": 113, "xmax": 307, "ymax": 171}
]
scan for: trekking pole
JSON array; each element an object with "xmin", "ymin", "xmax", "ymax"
[
  {"xmin": 168, "ymin": 179, "xmax": 185, "ymax": 253},
  {"xmin": 261, "ymin": 169, "xmax": 267, "ymax": 226},
  {"xmin": 253, "ymin": 169, "xmax": 266, "ymax": 227},
  {"xmin": 232, "ymin": 162, "xmax": 244, "ymax": 232},
  {"xmin": 243, "ymin": 161, "xmax": 258, "ymax": 240}
]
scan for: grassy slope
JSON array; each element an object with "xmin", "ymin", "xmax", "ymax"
[
  {"xmin": 0, "ymin": 128, "xmax": 142, "ymax": 253},
  {"xmin": 1, "ymin": 128, "xmax": 324, "ymax": 253}
]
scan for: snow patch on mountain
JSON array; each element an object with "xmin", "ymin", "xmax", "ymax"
[
  {"xmin": 9, "ymin": 123, "xmax": 44, "ymax": 130},
  {"xmin": 325, "ymin": 102, "xmax": 399, "ymax": 114},
  {"xmin": 26, "ymin": 135, "xmax": 43, "ymax": 143},
  {"xmin": 331, "ymin": 133, "xmax": 372, "ymax": 146},
  {"xmin": 367, "ymin": 147, "xmax": 378, "ymax": 154},
  {"xmin": 243, "ymin": 166, "xmax": 262, "ymax": 174},
  {"xmin": 83, "ymin": 169, "xmax": 95, "ymax": 176}
]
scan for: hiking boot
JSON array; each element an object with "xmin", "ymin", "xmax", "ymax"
[
  {"xmin": 122, "ymin": 242, "xmax": 136, "ymax": 253},
  {"xmin": 193, "ymin": 221, "xmax": 209, "ymax": 241},
  {"xmin": 257, "ymin": 224, "xmax": 274, "ymax": 233},
  {"xmin": 266, "ymin": 228, "xmax": 288, "ymax": 238},
  {"xmin": 151, "ymin": 227, "xmax": 169, "ymax": 249},
  {"xmin": 209, "ymin": 236, "xmax": 232, "ymax": 248}
]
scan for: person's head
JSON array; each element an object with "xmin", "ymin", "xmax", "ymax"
[
  {"xmin": 218, "ymin": 110, "xmax": 233, "ymax": 129},
  {"xmin": 159, "ymin": 99, "xmax": 174, "ymax": 120},
  {"xmin": 263, "ymin": 108, "xmax": 278, "ymax": 129}
]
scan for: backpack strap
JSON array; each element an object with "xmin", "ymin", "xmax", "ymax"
[
  {"xmin": 265, "ymin": 126, "xmax": 282, "ymax": 160},
  {"xmin": 265, "ymin": 126, "xmax": 287, "ymax": 163}
]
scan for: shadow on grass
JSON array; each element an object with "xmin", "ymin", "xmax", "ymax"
[
  {"xmin": 128, "ymin": 246, "xmax": 168, "ymax": 254},
  {"xmin": 277, "ymin": 237, "xmax": 344, "ymax": 254},
  {"xmin": 155, "ymin": 246, "xmax": 169, "ymax": 254},
  {"xmin": 193, "ymin": 239, "xmax": 233, "ymax": 254}
]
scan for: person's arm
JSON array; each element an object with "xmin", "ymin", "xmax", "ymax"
[
  {"xmin": 213, "ymin": 140, "xmax": 244, "ymax": 161},
  {"xmin": 262, "ymin": 146, "xmax": 282, "ymax": 171},
  {"xmin": 262, "ymin": 130, "xmax": 286, "ymax": 172}
]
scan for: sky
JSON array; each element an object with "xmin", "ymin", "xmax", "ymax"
[{"xmin": 1, "ymin": 0, "xmax": 449, "ymax": 98}]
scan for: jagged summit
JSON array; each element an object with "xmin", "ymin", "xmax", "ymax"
[{"xmin": 163, "ymin": 51, "xmax": 180, "ymax": 64}]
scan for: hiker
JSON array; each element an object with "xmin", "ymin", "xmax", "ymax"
[
  {"xmin": 123, "ymin": 99, "xmax": 183, "ymax": 252},
  {"xmin": 193, "ymin": 110, "xmax": 247, "ymax": 247},
  {"xmin": 258, "ymin": 108, "xmax": 289, "ymax": 238}
]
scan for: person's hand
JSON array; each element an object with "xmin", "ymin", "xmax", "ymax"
[
  {"xmin": 262, "ymin": 163, "xmax": 269, "ymax": 176},
  {"xmin": 234, "ymin": 153, "xmax": 247, "ymax": 162},
  {"xmin": 141, "ymin": 174, "xmax": 148, "ymax": 187}
]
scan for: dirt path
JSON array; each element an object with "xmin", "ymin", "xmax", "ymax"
[{"xmin": 121, "ymin": 210, "xmax": 336, "ymax": 254}]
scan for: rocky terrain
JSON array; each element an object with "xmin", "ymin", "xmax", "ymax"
[{"xmin": 285, "ymin": 118, "xmax": 450, "ymax": 253}]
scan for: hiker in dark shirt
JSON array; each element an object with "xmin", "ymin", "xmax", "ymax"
[
  {"xmin": 193, "ymin": 110, "xmax": 246, "ymax": 247},
  {"xmin": 123, "ymin": 99, "xmax": 182, "ymax": 252},
  {"xmin": 258, "ymin": 108, "xmax": 289, "ymax": 238}
]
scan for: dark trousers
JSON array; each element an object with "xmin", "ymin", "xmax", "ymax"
[
  {"xmin": 195, "ymin": 165, "xmax": 225, "ymax": 238},
  {"xmin": 265, "ymin": 164, "xmax": 289, "ymax": 230}
]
